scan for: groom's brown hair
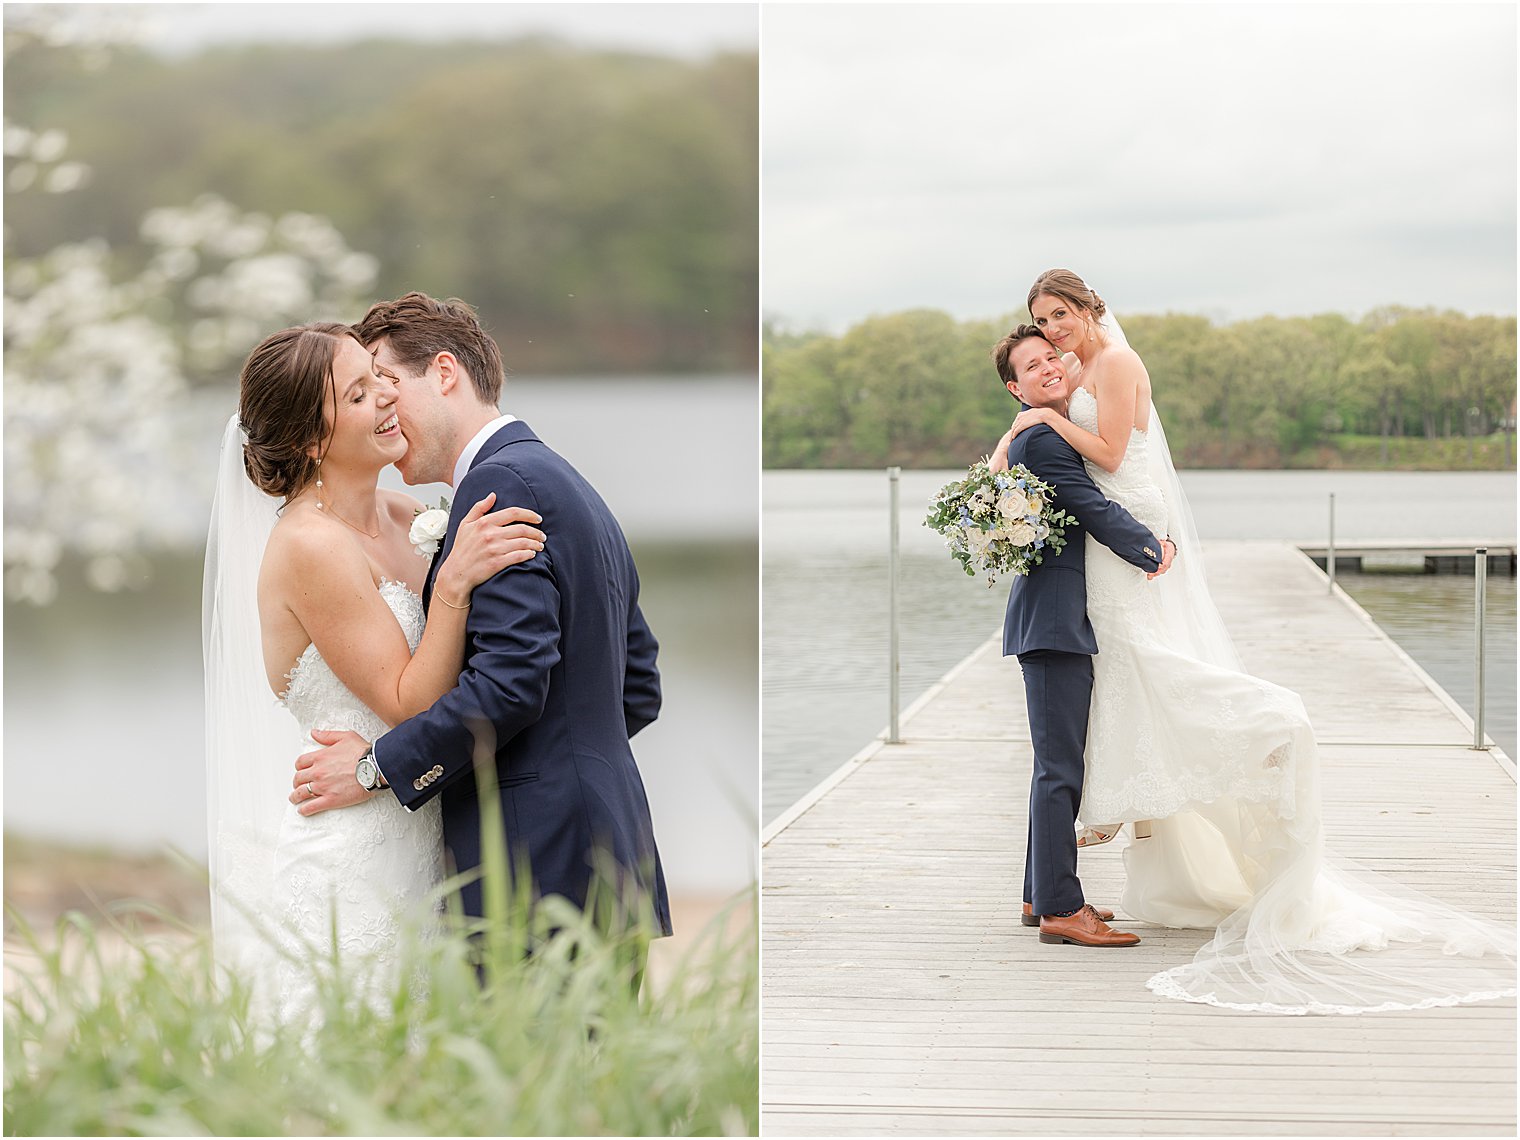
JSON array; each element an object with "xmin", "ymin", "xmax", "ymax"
[
  {"xmin": 991, "ymin": 324, "xmax": 1051, "ymax": 390},
  {"xmin": 354, "ymin": 292, "xmax": 504, "ymax": 404}
]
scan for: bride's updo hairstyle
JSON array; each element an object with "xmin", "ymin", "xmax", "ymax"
[
  {"xmin": 238, "ymin": 321, "xmax": 358, "ymax": 500},
  {"xmin": 1027, "ymin": 268, "xmax": 1106, "ymax": 322}
]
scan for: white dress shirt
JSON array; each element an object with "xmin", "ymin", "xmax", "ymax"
[{"xmin": 452, "ymin": 413, "xmax": 518, "ymax": 487}]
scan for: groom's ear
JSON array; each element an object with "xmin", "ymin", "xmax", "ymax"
[
  {"xmin": 433, "ymin": 351, "xmax": 461, "ymax": 395},
  {"xmin": 1004, "ymin": 379, "xmax": 1020, "ymax": 401}
]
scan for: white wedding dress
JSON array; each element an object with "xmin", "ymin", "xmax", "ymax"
[
  {"xmin": 266, "ymin": 578, "xmax": 445, "ymax": 1021},
  {"xmin": 1069, "ymin": 384, "xmax": 1516, "ymax": 1014},
  {"xmin": 204, "ymin": 416, "xmax": 445, "ymax": 1023}
]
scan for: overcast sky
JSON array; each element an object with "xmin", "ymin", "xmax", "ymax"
[
  {"xmin": 762, "ymin": 3, "xmax": 1517, "ymax": 330},
  {"xmin": 11, "ymin": 3, "xmax": 756, "ymax": 59}
]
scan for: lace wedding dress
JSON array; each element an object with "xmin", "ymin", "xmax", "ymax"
[
  {"xmin": 1069, "ymin": 384, "xmax": 1516, "ymax": 1014},
  {"xmin": 204, "ymin": 417, "xmax": 445, "ymax": 1025},
  {"xmin": 265, "ymin": 578, "xmax": 445, "ymax": 1021}
]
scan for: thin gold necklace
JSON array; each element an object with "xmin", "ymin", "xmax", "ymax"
[{"xmin": 315, "ymin": 470, "xmax": 381, "ymax": 539}]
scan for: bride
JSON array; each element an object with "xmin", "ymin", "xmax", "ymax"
[
  {"xmin": 990, "ymin": 270, "xmax": 1516, "ymax": 1014},
  {"xmin": 204, "ymin": 321, "xmax": 545, "ymax": 1019}
]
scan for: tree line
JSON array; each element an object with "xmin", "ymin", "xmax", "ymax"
[
  {"xmin": 763, "ymin": 307, "xmax": 1517, "ymax": 469},
  {"xmin": 4, "ymin": 34, "xmax": 757, "ymax": 376}
]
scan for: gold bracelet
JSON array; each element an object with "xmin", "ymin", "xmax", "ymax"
[{"xmin": 435, "ymin": 592, "xmax": 471, "ymax": 610}]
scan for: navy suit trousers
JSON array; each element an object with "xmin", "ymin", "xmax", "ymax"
[{"xmin": 1018, "ymin": 649, "xmax": 1092, "ymax": 915}]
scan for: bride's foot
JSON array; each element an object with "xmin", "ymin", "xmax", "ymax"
[
  {"xmin": 1076, "ymin": 820, "xmax": 1155, "ymax": 846},
  {"xmin": 1075, "ymin": 823, "xmax": 1121, "ymax": 847},
  {"xmin": 1022, "ymin": 901, "xmax": 1112, "ymax": 927}
]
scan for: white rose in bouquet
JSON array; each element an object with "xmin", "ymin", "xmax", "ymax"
[
  {"xmin": 1006, "ymin": 520, "xmax": 1038, "ymax": 547},
  {"xmin": 998, "ymin": 488, "xmax": 1031, "ymax": 521}
]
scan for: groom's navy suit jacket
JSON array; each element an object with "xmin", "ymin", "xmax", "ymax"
[
  {"xmin": 378, "ymin": 420, "xmax": 671, "ymax": 935},
  {"xmin": 1002, "ymin": 419, "xmax": 1163, "ymax": 656}
]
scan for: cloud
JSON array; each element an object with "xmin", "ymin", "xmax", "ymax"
[{"xmin": 763, "ymin": 2, "xmax": 1517, "ymax": 328}]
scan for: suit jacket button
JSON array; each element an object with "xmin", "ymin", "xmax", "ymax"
[
  {"xmin": 432, "ymin": 765, "xmax": 443, "ymax": 775},
  {"xmin": 413, "ymin": 778, "xmax": 424, "ymax": 790}
]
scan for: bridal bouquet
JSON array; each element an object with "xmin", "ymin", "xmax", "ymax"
[{"xmin": 924, "ymin": 461, "xmax": 1071, "ymax": 586}]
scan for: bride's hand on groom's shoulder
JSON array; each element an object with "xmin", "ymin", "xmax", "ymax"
[
  {"xmin": 291, "ymin": 729, "xmax": 373, "ymax": 815},
  {"xmin": 440, "ymin": 493, "xmax": 548, "ymax": 599},
  {"xmin": 1010, "ymin": 408, "xmax": 1052, "ymax": 438}
]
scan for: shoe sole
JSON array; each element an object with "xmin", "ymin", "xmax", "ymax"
[
  {"xmin": 1023, "ymin": 914, "xmax": 1115, "ymax": 927},
  {"xmin": 1038, "ymin": 932, "xmax": 1140, "ymax": 946}
]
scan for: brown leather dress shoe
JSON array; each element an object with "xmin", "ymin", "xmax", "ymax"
[
  {"xmin": 1038, "ymin": 904, "xmax": 1141, "ymax": 947},
  {"xmin": 1022, "ymin": 901, "xmax": 1114, "ymax": 927}
]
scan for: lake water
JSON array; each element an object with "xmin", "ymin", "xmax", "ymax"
[
  {"xmin": 3, "ymin": 377, "xmax": 759, "ymax": 895},
  {"xmin": 762, "ymin": 469, "xmax": 1517, "ymax": 823}
]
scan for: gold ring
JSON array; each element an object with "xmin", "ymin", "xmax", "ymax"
[{"xmin": 306, "ymin": 782, "xmax": 316, "ymax": 800}]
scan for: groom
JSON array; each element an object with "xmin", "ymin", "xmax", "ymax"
[
  {"xmin": 993, "ymin": 325, "xmax": 1173, "ymax": 948},
  {"xmin": 295, "ymin": 292, "xmax": 671, "ymax": 941}
]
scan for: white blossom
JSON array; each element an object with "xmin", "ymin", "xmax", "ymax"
[
  {"xmin": 30, "ymin": 128, "xmax": 68, "ymax": 163},
  {"xmin": 5, "ymin": 190, "xmax": 378, "ymax": 603},
  {"xmin": 3, "ymin": 122, "xmax": 34, "ymax": 157}
]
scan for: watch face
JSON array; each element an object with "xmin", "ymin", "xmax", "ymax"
[{"xmin": 356, "ymin": 757, "xmax": 378, "ymax": 789}]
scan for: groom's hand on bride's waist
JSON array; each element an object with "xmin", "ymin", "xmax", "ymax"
[{"xmin": 291, "ymin": 729, "xmax": 374, "ymax": 815}]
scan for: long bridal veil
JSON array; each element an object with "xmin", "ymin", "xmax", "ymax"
[
  {"xmin": 1095, "ymin": 307, "xmax": 1516, "ymax": 1014},
  {"xmin": 203, "ymin": 413, "xmax": 305, "ymax": 988}
]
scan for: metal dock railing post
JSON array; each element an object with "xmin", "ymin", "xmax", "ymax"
[
  {"xmin": 1327, "ymin": 492, "xmax": 1336, "ymax": 593},
  {"xmin": 1472, "ymin": 547, "xmax": 1489, "ymax": 750}
]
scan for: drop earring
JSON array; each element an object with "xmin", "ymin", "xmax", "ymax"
[{"xmin": 315, "ymin": 458, "xmax": 324, "ymax": 510}]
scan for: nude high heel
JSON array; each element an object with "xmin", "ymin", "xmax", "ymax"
[
  {"xmin": 1076, "ymin": 820, "xmax": 1154, "ymax": 847},
  {"xmin": 1075, "ymin": 824, "xmax": 1121, "ymax": 847}
]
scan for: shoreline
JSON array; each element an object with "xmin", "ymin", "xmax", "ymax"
[{"xmin": 3, "ymin": 835, "xmax": 748, "ymax": 994}]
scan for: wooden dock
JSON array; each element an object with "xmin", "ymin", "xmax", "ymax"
[{"xmin": 762, "ymin": 541, "xmax": 1516, "ymax": 1136}]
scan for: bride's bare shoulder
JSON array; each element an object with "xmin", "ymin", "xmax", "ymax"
[
  {"xmin": 261, "ymin": 504, "xmax": 368, "ymax": 594},
  {"xmin": 1092, "ymin": 344, "xmax": 1147, "ymax": 387}
]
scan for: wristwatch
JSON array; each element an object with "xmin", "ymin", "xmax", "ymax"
[{"xmin": 355, "ymin": 745, "xmax": 387, "ymax": 792}]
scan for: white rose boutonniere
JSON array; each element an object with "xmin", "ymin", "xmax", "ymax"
[{"xmin": 409, "ymin": 498, "xmax": 452, "ymax": 558}]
